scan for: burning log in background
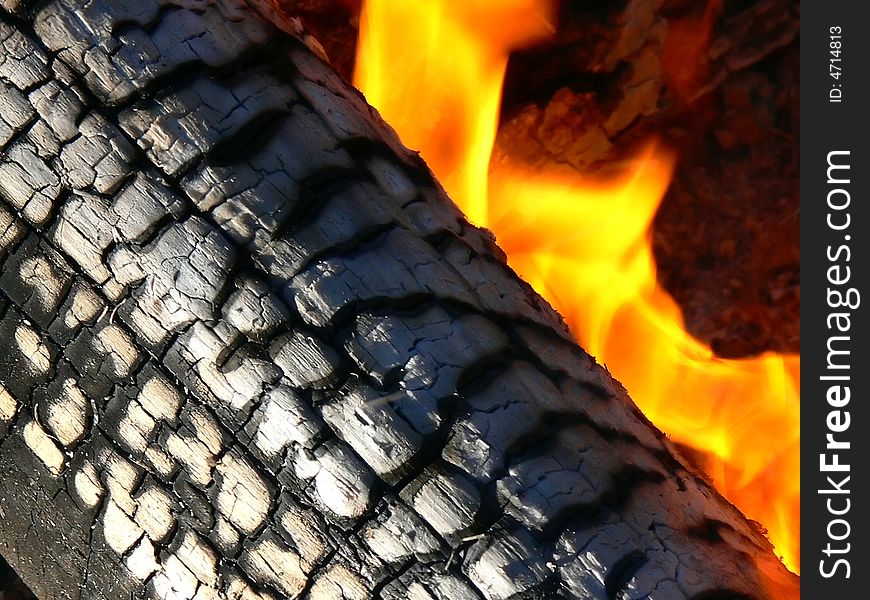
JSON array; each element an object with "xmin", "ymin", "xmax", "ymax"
[
  {"xmin": 497, "ymin": 0, "xmax": 799, "ymax": 358},
  {"xmin": 285, "ymin": 1, "xmax": 800, "ymax": 351}
]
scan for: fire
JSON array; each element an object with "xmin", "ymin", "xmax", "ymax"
[
  {"xmin": 354, "ymin": 0, "xmax": 555, "ymax": 223},
  {"xmin": 355, "ymin": 0, "xmax": 800, "ymax": 575}
]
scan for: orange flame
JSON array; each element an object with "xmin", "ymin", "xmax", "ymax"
[{"xmin": 355, "ymin": 0, "xmax": 799, "ymax": 574}]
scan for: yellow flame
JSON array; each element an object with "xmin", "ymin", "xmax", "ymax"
[
  {"xmin": 491, "ymin": 158, "xmax": 800, "ymax": 572},
  {"xmin": 355, "ymin": 0, "xmax": 554, "ymax": 223},
  {"xmin": 355, "ymin": 0, "xmax": 799, "ymax": 574}
]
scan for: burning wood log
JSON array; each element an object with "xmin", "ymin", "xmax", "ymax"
[
  {"xmin": 0, "ymin": 1, "xmax": 798, "ymax": 600},
  {"xmin": 350, "ymin": 0, "xmax": 799, "ymax": 578},
  {"xmin": 270, "ymin": 0, "xmax": 800, "ymax": 360}
]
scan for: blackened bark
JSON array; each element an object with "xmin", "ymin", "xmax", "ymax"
[{"xmin": 0, "ymin": 1, "xmax": 798, "ymax": 599}]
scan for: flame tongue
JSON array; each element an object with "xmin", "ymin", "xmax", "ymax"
[
  {"xmin": 354, "ymin": 0, "xmax": 554, "ymax": 224},
  {"xmin": 355, "ymin": 0, "xmax": 799, "ymax": 574}
]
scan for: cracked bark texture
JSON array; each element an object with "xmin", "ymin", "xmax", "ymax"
[{"xmin": 0, "ymin": 1, "xmax": 798, "ymax": 599}]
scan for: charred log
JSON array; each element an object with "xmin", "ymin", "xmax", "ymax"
[
  {"xmin": 0, "ymin": 1, "xmax": 797, "ymax": 600},
  {"xmin": 274, "ymin": 0, "xmax": 801, "ymax": 357}
]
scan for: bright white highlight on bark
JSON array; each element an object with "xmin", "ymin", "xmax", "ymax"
[
  {"xmin": 143, "ymin": 446, "xmax": 176, "ymax": 479},
  {"xmin": 95, "ymin": 323, "xmax": 139, "ymax": 378},
  {"xmin": 103, "ymin": 500, "xmax": 143, "ymax": 555},
  {"xmin": 215, "ymin": 452, "xmax": 271, "ymax": 535},
  {"xmin": 254, "ymin": 386, "xmax": 321, "ymax": 457},
  {"xmin": 174, "ymin": 531, "xmax": 219, "ymax": 588},
  {"xmin": 152, "ymin": 555, "xmax": 199, "ymax": 600},
  {"xmin": 23, "ymin": 420, "xmax": 64, "ymax": 476},
  {"xmin": 0, "ymin": 385, "xmax": 17, "ymax": 422},
  {"xmin": 134, "ymin": 486, "xmax": 175, "ymax": 543},
  {"xmin": 138, "ymin": 375, "xmax": 182, "ymax": 422},
  {"xmin": 45, "ymin": 378, "xmax": 88, "ymax": 447},
  {"xmin": 185, "ymin": 406, "xmax": 224, "ymax": 454},
  {"xmin": 64, "ymin": 286, "xmax": 102, "ymax": 328},
  {"xmin": 0, "ymin": 205, "xmax": 22, "ymax": 251},
  {"xmin": 212, "ymin": 516, "xmax": 241, "ymax": 551},
  {"xmin": 243, "ymin": 537, "xmax": 307, "ymax": 597},
  {"xmin": 361, "ymin": 503, "xmax": 439, "ymax": 563},
  {"xmin": 117, "ymin": 401, "xmax": 157, "ymax": 453},
  {"xmin": 20, "ymin": 255, "xmax": 64, "ymax": 309},
  {"xmin": 185, "ymin": 322, "xmax": 274, "ymax": 411},
  {"xmin": 15, "ymin": 323, "xmax": 51, "ymax": 375},
  {"xmin": 411, "ymin": 471, "xmax": 480, "ymax": 538},
  {"xmin": 279, "ymin": 509, "xmax": 327, "ymax": 570},
  {"xmin": 309, "ymin": 563, "xmax": 368, "ymax": 600},
  {"xmin": 302, "ymin": 443, "xmax": 373, "ymax": 519},
  {"xmin": 73, "ymin": 459, "xmax": 104, "ymax": 508},
  {"xmin": 126, "ymin": 537, "xmax": 160, "ymax": 580},
  {"xmin": 165, "ymin": 431, "xmax": 214, "ymax": 487},
  {"xmin": 98, "ymin": 449, "xmax": 142, "ymax": 516}
]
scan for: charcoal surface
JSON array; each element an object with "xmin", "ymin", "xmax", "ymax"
[{"xmin": 0, "ymin": 2, "xmax": 798, "ymax": 599}]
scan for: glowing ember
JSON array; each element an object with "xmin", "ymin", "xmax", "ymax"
[{"xmin": 355, "ymin": 0, "xmax": 800, "ymax": 573}]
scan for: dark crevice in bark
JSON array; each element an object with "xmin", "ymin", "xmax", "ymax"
[{"xmin": 604, "ymin": 549, "xmax": 649, "ymax": 599}]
